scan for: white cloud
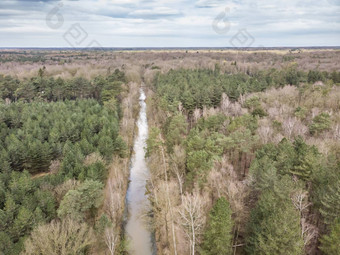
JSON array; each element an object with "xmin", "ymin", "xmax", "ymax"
[{"xmin": 0, "ymin": 0, "xmax": 339, "ymax": 47}]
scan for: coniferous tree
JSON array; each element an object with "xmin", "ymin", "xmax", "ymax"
[
  {"xmin": 58, "ymin": 180, "xmax": 103, "ymax": 221},
  {"xmin": 320, "ymin": 178, "xmax": 340, "ymax": 224},
  {"xmin": 202, "ymin": 197, "xmax": 233, "ymax": 255},
  {"xmin": 246, "ymin": 180, "xmax": 303, "ymax": 255},
  {"xmin": 319, "ymin": 218, "xmax": 340, "ymax": 255}
]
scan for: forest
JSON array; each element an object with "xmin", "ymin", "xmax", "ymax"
[
  {"xmin": 0, "ymin": 67, "xmax": 132, "ymax": 254},
  {"xmin": 0, "ymin": 48, "xmax": 339, "ymax": 255},
  {"xmin": 145, "ymin": 56, "xmax": 340, "ymax": 255}
]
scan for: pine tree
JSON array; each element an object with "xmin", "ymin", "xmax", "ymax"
[
  {"xmin": 290, "ymin": 137, "xmax": 319, "ymax": 180},
  {"xmin": 250, "ymin": 156, "xmax": 278, "ymax": 191},
  {"xmin": 202, "ymin": 197, "xmax": 233, "ymax": 255},
  {"xmin": 309, "ymin": 113, "xmax": 332, "ymax": 135},
  {"xmin": 165, "ymin": 114, "xmax": 188, "ymax": 151},
  {"xmin": 98, "ymin": 135, "xmax": 115, "ymax": 160},
  {"xmin": 246, "ymin": 188, "xmax": 303, "ymax": 255},
  {"xmin": 11, "ymin": 206, "xmax": 33, "ymax": 239},
  {"xmin": 58, "ymin": 180, "xmax": 103, "ymax": 221},
  {"xmin": 320, "ymin": 178, "xmax": 340, "ymax": 225},
  {"xmin": 319, "ymin": 218, "xmax": 340, "ymax": 255}
]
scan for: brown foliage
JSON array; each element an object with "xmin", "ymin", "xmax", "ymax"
[{"xmin": 23, "ymin": 218, "xmax": 95, "ymax": 255}]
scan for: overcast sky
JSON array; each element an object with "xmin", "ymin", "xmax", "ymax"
[{"xmin": 0, "ymin": 0, "xmax": 339, "ymax": 47}]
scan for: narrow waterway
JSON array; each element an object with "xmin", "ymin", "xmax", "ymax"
[{"xmin": 125, "ymin": 88, "xmax": 154, "ymax": 255}]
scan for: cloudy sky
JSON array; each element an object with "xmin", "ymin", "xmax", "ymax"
[{"xmin": 0, "ymin": 0, "xmax": 339, "ymax": 47}]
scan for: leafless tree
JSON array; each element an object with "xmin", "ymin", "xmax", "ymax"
[
  {"xmin": 193, "ymin": 108, "xmax": 201, "ymax": 123},
  {"xmin": 333, "ymin": 124, "xmax": 340, "ymax": 140},
  {"xmin": 104, "ymin": 227, "xmax": 118, "ymax": 255},
  {"xmin": 84, "ymin": 152, "xmax": 104, "ymax": 166},
  {"xmin": 283, "ymin": 117, "xmax": 296, "ymax": 139},
  {"xmin": 105, "ymin": 178, "xmax": 122, "ymax": 223},
  {"xmin": 238, "ymin": 94, "xmax": 246, "ymax": 105},
  {"xmin": 257, "ymin": 122, "xmax": 273, "ymax": 144},
  {"xmin": 177, "ymin": 192, "xmax": 206, "ymax": 255},
  {"xmin": 301, "ymin": 218, "xmax": 318, "ymax": 246},
  {"xmin": 291, "ymin": 190, "xmax": 310, "ymax": 214},
  {"xmin": 53, "ymin": 179, "xmax": 80, "ymax": 204},
  {"xmin": 221, "ymin": 93, "xmax": 231, "ymax": 112},
  {"xmin": 23, "ymin": 218, "xmax": 95, "ymax": 255},
  {"xmin": 291, "ymin": 189, "xmax": 318, "ymax": 248},
  {"xmin": 159, "ymin": 134, "xmax": 179, "ymax": 255},
  {"xmin": 178, "ymin": 102, "xmax": 184, "ymax": 113},
  {"xmin": 170, "ymin": 145, "xmax": 186, "ymax": 197},
  {"xmin": 49, "ymin": 160, "xmax": 61, "ymax": 174},
  {"xmin": 202, "ymin": 106, "xmax": 208, "ymax": 118}
]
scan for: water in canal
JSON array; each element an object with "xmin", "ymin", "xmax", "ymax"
[{"xmin": 125, "ymin": 88, "xmax": 154, "ymax": 255}]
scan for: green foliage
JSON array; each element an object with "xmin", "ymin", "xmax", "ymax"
[
  {"xmin": 250, "ymin": 156, "xmax": 278, "ymax": 191},
  {"xmin": 0, "ymin": 70, "xmax": 126, "ymax": 254},
  {"xmin": 246, "ymin": 178, "xmax": 304, "ymax": 255},
  {"xmin": 251, "ymin": 137, "xmax": 320, "ymax": 181},
  {"xmin": 310, "ymin": 154, "xmax": 339, "ymax": 216},
  {"xmin": 0, "ymin": 100, "xmax": 123, "ymax": 175},
  {"xmin": 164, "ymin": 114, "xmax": 188, "ymax": 151},
  {"xmin": 290, "ymin": 137, "xmax": 320, "ymax": 180},
  {"xmin": 284, "ymin": 63, "xmax": 301, "ymax": 85},
  {"xmin": 95, "ymin": 214, "xmax": 113, "ymax": 234},
  {"xmin": 58, "ymin": 180, "xmax": 104, "ymax": 221},
  {"xmin": 319, "ymin": 177, "xmax": 340, "ymax": 225},
  {"xmin": 226, "ymin": 114, "xmax": 258, "ymax": 134},
  {"xmin": 80, "ymin": 161, "xmax": 107, "ymax": 183},
  {"xmin": 294, "ymin": 106, "xmax": 308, "ymax": 119},
  {"xmin": 330, "ymin": 71, "xmax": 340, "ymax": 83},
  {"xmin": 307, "ymin": 70, "xmax": 324, "ymax": 83},
  {"xmin": 0, "ymin": 231, "xmax": 13, "ymax": 254},
  {"xmin": 309, "ymin": 112, "xmax": 332, "ymax": 135},
  {"xmin": 0, "ymin": 171, "xmax": 56, "ymax": 254},
  {"xmin": 146, "ymin": 127, "xmax": 162, "ymax": 157},
  {"xmin": 244, "ymin": 96, "xmax": 261, "ymax": 110},
  {"xmin": 185, "ymin": 128, "xmax": 224, "ymax": 186},
  {"xmin": 244, "ymin": 96, "xmax": 268, "ymax": 118},
  {"xmin": 202, "ymin": 197, "xmax": 233, "ymax": 255},
  {"xmin": 196, "ymin": 114, "xmax": 227, "ymax": 132},
  {"xmin": 319, "ymin": 218, "xmax": 340, "ymax": 255},
  {"xmin": 154, "ymin": 68, "xmax": 302, "ymax": 112},
  {"xmin": 0, "ymin": 68, "xmax": 125, "ymax": 102},
  {"xmin": 11, "ymin": 206, "xmax": 34, "ymax": 238}
]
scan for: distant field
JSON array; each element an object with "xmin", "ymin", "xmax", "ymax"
[{"xmin": 0, "ymin": 48, "xmax": 339, "ymax": 80}]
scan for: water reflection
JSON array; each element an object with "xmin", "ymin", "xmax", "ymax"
[{"xmin": 126, "ymin": 88, "xmax": 153, "ymax": 255}]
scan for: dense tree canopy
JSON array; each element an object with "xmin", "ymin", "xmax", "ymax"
[
  {"xmin": 150, "ymin": 65, "xmax": 340, "ymax": 255},
  {"xmin": 0, "ymin": 69, "xmax": 127, "ymax": 254},
  {"xmin": 202, "ymin": 197, "xmax": 233, "ymax": 255},
  {"xmin": 154, "ymin": 68, "xmax": 340, "ymax": 113}
]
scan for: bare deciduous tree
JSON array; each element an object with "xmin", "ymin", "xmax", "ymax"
[
  {"xmin": 291, "ymin": 190, "xmax": 310, "ymax": 214},
  {"xmin": 193, "ymin": 108, "xmax": 201, "ymax": 123},
  {"xmin": 257, "ymin": 121, "xmax": 273, "ymax": 144},
  {"xmin": 301, "ymin": 218, "xmax": 318, "ymax": 246},
  {"xmin": 104, "ymin": 227, "xmax": 118, "ymax": 255},
  {"xmin": 23, "ymin": 218, "xmax": 95, "ymax": 255},
  {"xmin": 177, "ymin": 192, "xmax": 206, "ymax": 255},
  {"xmin": 170, "ymin": 145, "xmax": 186, "ymax": 197},
  {"xmin": 53, "ymin": 179, "xmax": 80, "ymax": 204},
  {"xmin": 221, "ymin": 93, "xmax": 231, "ymax": 112},
  {"xmin": 283, "ymin": 117, "xmax": 296, "ymax": 139},
  {"xmin": 84, "ymin": 152, "xmax": 104, "ymax": 166},
  {"xmin": 333, "ymin": 124, "xmax": 340, "ymax": 140},
  {"xmin": 291, "ymin": 189, "xmax": 318, "ymax": 248},
  {"xmin": 105, "ymin": 178, "xmax": 123, "ymax": 223}
]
